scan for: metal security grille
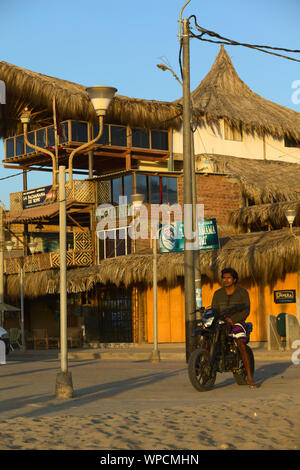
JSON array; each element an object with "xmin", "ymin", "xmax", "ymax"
[
  {"xmin": 85, "ymin": 287, "xmax": 133, "ymax": 343},
  {"xmin": 98, "ymin": 287, "xmax": 133, "ymax": 342}
]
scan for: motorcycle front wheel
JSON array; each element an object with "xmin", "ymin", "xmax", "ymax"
[
  {"xmin": 233, "ymin": 345, "xmax": 255, "ymax": 385},
  {"xmin": 188, "ymin": 348, "xmax": 216, "ymax": 392}
]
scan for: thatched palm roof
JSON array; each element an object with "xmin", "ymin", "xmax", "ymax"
[
  {"xmin": 2, "ymin": 45, "xmax": 300, "ymax": 141},
  {"xmin": 230, "ymin": 200, "xmax": 300, "ymax": 231},
  {"xmin": 188, "ymin": 46, "xmax": 300, "ymax": 141},
  {"xmin": 198, "ymin": 154, "xmax": 300, "ymax": 204},
  {"xmin": 6, "ymin": 228, "xmax": 300, "ymax": 300},
  {"xmin": 0, "ymin": 61, "xmax": 182, "ymax": 138}
]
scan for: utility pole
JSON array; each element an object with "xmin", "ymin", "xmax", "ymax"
[
  {"xmin": 182, "ymin": 18, "xmax": 196, "ymax": 362},
  {"xmin": 191, "ymin": 134, "xmax": 202, "ymax": 315}
]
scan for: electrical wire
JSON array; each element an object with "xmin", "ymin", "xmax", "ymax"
[{"xmin": 188, "ymin": 15, "xmax": 300, "ymax": 63}]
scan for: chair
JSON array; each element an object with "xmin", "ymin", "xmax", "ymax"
[
  {"xmin": 32, "ymin": 329, "xmax": 49, "ymax": 349},
  {"xmin": 67, "ymin": 327, "xmax": 82, "ymax": 348},
  {"xmin": 9, "ymin": 328, "xmax": 21, "ymax": 351}
]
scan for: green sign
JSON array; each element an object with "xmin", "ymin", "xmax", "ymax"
[{"xmin": 159, "ymin": 218, "xmax": 220, "ymax": 253}]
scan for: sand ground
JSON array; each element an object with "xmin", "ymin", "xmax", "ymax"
[{"xmin": 0, "ymin": 355, "xmax": 299, "ymax": 451}]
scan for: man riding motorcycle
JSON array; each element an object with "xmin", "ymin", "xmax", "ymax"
[{"xmin": 211, "ymin": 268, "xmax": 257, "ymax": 388}]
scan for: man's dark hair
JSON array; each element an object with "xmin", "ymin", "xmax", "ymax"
[{"xmin": 221, "ymin": 267, "xmax": 239, "ymax": 282}]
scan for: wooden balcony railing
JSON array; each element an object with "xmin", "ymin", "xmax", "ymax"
[
  {"xmin": 4, "ymin": 250, "xmax": 94, "ymax": 274},
  {"xmin": 9, "ymin": 179, "xmax": 95, "ymax": 212}
]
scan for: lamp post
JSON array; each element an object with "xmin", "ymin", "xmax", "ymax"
[
  {"xmin": 150, "ymin": 225, "xmax": 161, "ymax": 363},
  {"xmin": 55, "ymin": 86, "xmax": 117, "ymax": 399},
  {"xmin": 68, "ymin": 86, "xmax": 117, "ymax": 185},
  {"xmin": 20, "ymin": 109, "xmax": 58, "ymax": 188},
  {"xmin": 285, "ymin": 209, "xmax": 296, "ymax": 233},
  {"xmin": 130, "ymin": 192, "xmax": 160, "ymax": 361}
]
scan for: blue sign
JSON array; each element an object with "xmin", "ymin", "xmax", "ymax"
[{"xmin": 159, "ymin": 218, "xmax": 220, "ymax": 253}]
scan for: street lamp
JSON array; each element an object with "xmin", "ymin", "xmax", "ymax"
[
  {"xmin": 285, "ymin": 209, "xmax": 296, "ymax": 233},
  {"xmin": 55, "ymin": 85, "xmax": 117, "ymax": 399},
  {"xmin": 68, "ymin": 86, "xmax": 117, "ymax": 185},
  {"xmin": 20, "ymin": 108, "xmax": 58, "ymax": 187}
]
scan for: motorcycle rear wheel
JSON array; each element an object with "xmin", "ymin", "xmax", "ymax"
[
  {"xmin": 188, "ymin": 348, "xmax": 216, "ymax": 392},
  {"xmin": 233, "ymin": 345, "xmax": 255, "ymax": 385}
]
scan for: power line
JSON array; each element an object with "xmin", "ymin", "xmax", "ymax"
[
  {"xmin": 0, "ymin": 169, "xmax": 32, "ymax": 181},
  {"xmin": 188, "ymin": 15, "xmax": 300, "ymax": 63}
]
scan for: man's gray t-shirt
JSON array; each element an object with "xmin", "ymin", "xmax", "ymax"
[{"xmin": 211, "ymin": 286, "xmax": 250, "ymax": 324}]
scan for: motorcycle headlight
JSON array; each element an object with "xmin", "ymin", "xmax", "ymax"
[{"xmin": 203, "ymin": 316, "xmax": 214, "ymax": 327}]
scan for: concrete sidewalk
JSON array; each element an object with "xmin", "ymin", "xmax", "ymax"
[{"xmin": 8, "ymin": 341, "xmax": 298, "ymax": 362}]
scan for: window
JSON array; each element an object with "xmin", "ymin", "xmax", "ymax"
[
  {"xmin": 132, "ymin": 128, "xmax": 149, "ymax": 148},
  {"xmin": 132, "ymin": 128, "xmax": 169, "ymax": 150},
  {"xmin": 112, "ymin": 177, "xmax": 122, "ymax": 205},
  {"xmin": 16, "ymin": 135, "xmax": 25, "ymax": 156},
  {"xmin": 135, "ymin": 174, "xmax": 177, "ymax": 204},
  {"xmin": 36, "ymin": 129, "xmax": 46, "ymax": 148},
  {"xmin": 149, "ymin": 176, "xmax": 160, "ymax": 204},
  {"xmin": 110, "ymin": 175, "xmax": 133, "ymax": 205},
  {"xmin": 6, "ymin": 138, "xmax": 14, "ymax": 158},
  {"xmin": 71, "ymin": 121, "xmax": 88, "ymax": 143},
  {"xmin": 93, "ymin": 123, "xmax": 109, "ymax": 145},
  {"xmin": 26, "ymin": 131, "xmax": 35, "ymax": 154},
  {"xmin": 111, "ymin": 125, "xmax": 127, "ymax": 147},
  {"xmin": 224, "ymin": 122, "xmax": 243, "ymax": 141},
  {"xmin": 151, "ymin": 130, "xmax": 169, "ymax": 150},
  {"xmin": 136, "ymin": 174, "xmax": 148, "ymax": 198},
  {"xmin": 47, "ymin": 126, "xmax": 55, "ymax": 147},
  {"xmin": 98, "ymin": 227, "xmax": 132, "ymax": 259},
  {"xmin": 166, "ymin": 177, "xmax": 178, "ymax": 204},
  {"xmin": 284, "ymin": 136, "xmax": 300, "ymax": 148}
]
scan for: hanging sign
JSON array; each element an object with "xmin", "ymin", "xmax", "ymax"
[
  {"xmin": 22, "ymin": 185, "xmax": 55, "ymax": 209},
  {"xmin": 159, "ymin": 218, "xmax": 220, "ymax": 253},
  {"xmin": 274, "ymin": 290, "xmax": 296, "ymax": 304}
]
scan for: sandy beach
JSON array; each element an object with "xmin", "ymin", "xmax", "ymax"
[
  {"xmin": 0, "ymin": 396, "xmax": 299, "ymax": 450},
  {"xmin": 0, "ymin": 356, "xmax": 299, "ymax": 451}
]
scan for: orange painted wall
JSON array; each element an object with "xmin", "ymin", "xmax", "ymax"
[{"xmin": 146, "ymin": 273, "xmax": 298, "ymax": 343}]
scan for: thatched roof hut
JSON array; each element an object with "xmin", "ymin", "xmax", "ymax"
[
  {"xmin": 6, "ymin": 228, "xmax": 300, "ymax": 300},
  {"xmin": 0, "ymin": 61, "xmax": 182, "ymax": 139},
  {"xmin": 187, "ymin": 46, "xmax": 300, "ymax": 141},
  {"xmin": 229, "ymin": 200, "xmax": 300, "ymax": 231},
  {"xmin": 2, "ymin": 45, "xmax": 300, "ymax": 142},
  {"xmin": 197, "ymin": 154, "xmax": 300, "ymax": 204}
]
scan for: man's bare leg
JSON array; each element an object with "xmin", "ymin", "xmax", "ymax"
[{"xmin": 236, "ymin": 341, "xmax": 257, "ymax": 388}]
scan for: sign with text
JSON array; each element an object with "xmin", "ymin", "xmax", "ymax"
[
  {"xmin": 274, "ymin": 290, "xmax": 296, "ymax": 304},
  {"xmin": 159, "ymin": 218, "xmax": 220, "ymax": 253},
  {"xmin": 22, "ymin": 185, "xmax": 55, "ymax": 209}
]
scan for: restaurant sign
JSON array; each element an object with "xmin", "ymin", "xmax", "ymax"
[
  {"xmin": 159, "ymin": 218, "xmax": 220, "ymax": 253},
  {"xmin": 22, "ymin": 185, "xmax": 56, "ymax": 209},
  {"xmin": 274, "ymin": 290, "xmax": 296, "ymax": 304}
]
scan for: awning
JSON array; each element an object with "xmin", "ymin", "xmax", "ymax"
[{"xmin": 5, "ymin": 201, "xmax": 75, "ymax": 224}]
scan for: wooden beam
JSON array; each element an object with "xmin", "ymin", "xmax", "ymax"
[
  {"xmin": 4, "ymin": 164, "xmax": 90, "ymax": 175},
  {"xmin": 67, "ymin": 213, "xmax": 85, "ymax": 231}
]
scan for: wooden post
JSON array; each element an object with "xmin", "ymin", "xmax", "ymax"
[{"xmin": 20, "ymin": 261, "xmax": 25, "ymax": 351}]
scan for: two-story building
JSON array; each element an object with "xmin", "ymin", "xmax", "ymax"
[{"xmin": 0, "ymin": 46, "xmax": 299, "ymax": 346}]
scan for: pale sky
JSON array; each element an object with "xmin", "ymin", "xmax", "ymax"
[{"xmin": 0, "ymin": 0, "xmax": 299, "ymax": 206}]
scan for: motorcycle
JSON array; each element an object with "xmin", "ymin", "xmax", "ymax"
[{"xmin": 188, "ymin": 305, "xmax": 255, "ymax": 392}]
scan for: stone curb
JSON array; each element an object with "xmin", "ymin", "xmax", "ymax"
[{"xmin": 8, "ymin": 348, "xmax": 298, "ymax": 362}]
